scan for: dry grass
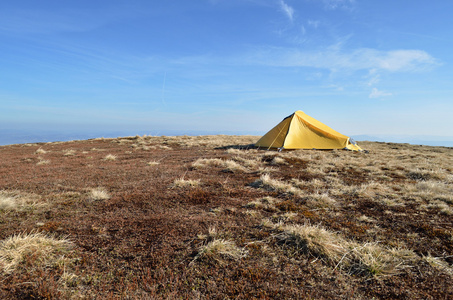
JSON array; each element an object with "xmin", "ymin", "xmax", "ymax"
[
  {"xmin": 223, "ymin": 160, "xmax": 248, "ymax": 172},
  {"xmin": 0, "ymin": 232, "xmax": 73, "ymax": 274},
  {"xmin": 35, "ymin": 148, "xmax": 47, "ymax": 154},
  {"xmin": 423, "ymin": 255, "xmax": 453, "ymax": 276},
  {"xmin": 88, "ymin": 188, "xmax": 110, "ymax": 201},
  {"xmin": 157, "ymin": 135, "xmax": 256, "ymax": 149},
  {"xmin": 197, "ymin": 226, "xmax": 218, "ymax": 240},
  {"xmin": 279, "ymin": 211, "xmax": 298, "ymax": 221},
  {"xmin": 292, "ymin": 178, "xmax": 326, "ymax": 191},
  {"xmin": 192, "ymin": 226, "xmax": 248, "ymax": 264},
  {"xmin": 270, "ymin": 156, "xmax": 287, "ymax": 165},
  {"xmin": 0, "ymin": 194, "xmax": 16, "ymax": 211},
  {"xmin": 36, "ymin": 158, "xmax": 50, "ymax": 165},
  {"xmin": 349, "ymin": 243, "xmax": 416, "ymax": 276},
  {"xmin": 0, "ymin": 190, "xmax": 42, "ymax": 211},
  {"xmin": 192, "ymin": 158, "xmax": 224, "ymax": 169},
  {"xmin": 245, "ymin": 196, "xmax": 280, "ymax": 211},
  {"xmin": 63, "ymin": 149, "xmax": 76, "ymax": 156},
  {"xmin": 225, "ymin": 148, "xmax": 244, "ymax": 155},
  {"xmin": 172, "ymin": 177, "xmax": 201, "ymax": 188},
  {"xmin": 274, "ymin": 223, "xmax": 348, "ymax": 264},
  {"xmin": 103, "ymin": 154, "xmax": 117, "ymax": 161},
  {"xmin": 193, "ymin": 239, "xmax": 247, "ymax": 263},
  {"xmin": 305, "ymin": 192, "xmax": 337, "ymax": 208},
  {"xmin": 0, "ymin": 136, "xmax": 452, "ymax": 298},
  {"xmin": 412, "ymin": 181, "xmax": 453, "ymax": 201},
  {"xmin": 231, "ymin": 156, "xmax": 261, "ymax": 169},
  {"xmin": 273, "ymin": 222, "xmax": 416, "ymax": 277},
  {"xmin": 428, "ymin": 200, "xmax": 453, "ymax": 215},
  {"xmin": 358, "ymin": 215, "xmax": 376, "ymax": 223},
  {"xmin": 252, "ymin": 174, "xmax": 303, "ymax": 196},
  {"xmin": 243, "ymin": 209, "xmax": 261, "ymax": 218},
  {"xmin": 192, "ymin": 158, "xmax": 250, "ymax": 172}
]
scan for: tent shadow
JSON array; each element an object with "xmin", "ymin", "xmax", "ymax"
[{"xmin": 215, "ymin": 144, "xmax": 256, "ymax": 150}]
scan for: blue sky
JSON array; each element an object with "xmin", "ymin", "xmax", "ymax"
[{"xmin": 1, "ymin": 0, "xmax": 452, "ymax": 141}]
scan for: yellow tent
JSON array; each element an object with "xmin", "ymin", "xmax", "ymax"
[{"xmin": 255, "ymin": 111, "xmax": 362, "ymax": 151}]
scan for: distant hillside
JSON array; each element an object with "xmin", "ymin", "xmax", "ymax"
[
  {"xmin": 352, "ymin": 135, "xmax": 453, "ymax": 147},
  {"xmin": 2, "ymin": 127, "xmax": 453, "ymax": 147},
  {"xmin": 0, "ymin": 128, "xmax": 263, "ymax": 146}
]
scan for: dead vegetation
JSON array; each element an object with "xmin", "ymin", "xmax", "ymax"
[
  {"xmin": 88, "ymin": 187, "xmax": 111, "ymax": 201},
  {"xmin": 0, "ymin": 190, "xmax": 44, "ymax": 211},
  {"xmin": 0, "ymin": 232, "xmax": 74, "ymax": 274},
  {"xmin": 0, "ymin": 136, "xmax": 452, "ymax": 299}
]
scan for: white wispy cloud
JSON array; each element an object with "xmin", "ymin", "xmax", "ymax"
[
  {"xmin": 322, "ymin": 0, "xmax": 355, "ymax": 10},
  {"xmin": 300, "ymin": 25, "xmax": 306, "ymax": 35},
  {"xmin": 247, "ymin": 46, "xmax": 438, "ymax": 73},
  {"xmin": 307, "ymin": 20, "xmax": 321, "ymax": 28},
  {"xmin": 366, "ymin": 75, "xmax": 380, "ymax": 86},
  {"xmin": 279, "ymin": 0, "xmax": 295, "ymax": 22},
  {"xmin": 366, "ymin": 69, "xmax": 380, "ymax": 86},
  {"xmin": 375, "ymin": 49, "xmax": 437, "ymax": 71},
  {"xmin": 369, "ymin": 88, "xmax": 392, "ymax": 99}
]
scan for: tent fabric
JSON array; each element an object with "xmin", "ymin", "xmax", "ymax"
[{"xmin": 255, "ymin": 111, "xmax": 362, "ymax": 151}]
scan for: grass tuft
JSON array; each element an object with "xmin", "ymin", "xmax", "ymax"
[
  {"xmin": 63, "ymin": 149, "xmax": 76, "ymax": 156},
  {"xmin": 423, "ymin": 254, "xmax": 453, "ymax": 276},
  {"xmin": 89, "ymin": 188, "xmax": 110, "ymax": 201},
  {"xmin": 223, "ymin": 160, "xmax": 248, "ymax": 172},
  {"xmin": 306, "ymin": 192, "xmax": 337, "ymax": 208},
  {"xmin": 349, "ymin": 243, "xmax": 415, "ymax": 276},
  {"xmin": 0, "ymin": 232, "xmax": 73, "ymax": 274},
  {"xmin": 191, "ymin": 158, "xmax": 224, "ymax": 169},
  {"xmin": 103, "ymin": 154, "xmax": 117, "ymax": 161},
  {"xmin": 271, "ymin": 156, "xmax": 287, "ymax": 165},
  {"xmin": 273, "ymin": 222, "xmax": 416, "ymax": 277},
  {"xmin": 35, "ymin": 148, "xmax": 47, "ymax": 154},
  {"xmin": 193, "ymin": 239, "xmax": 247, "ymax": 263},
  {"xmin": 192, "ymin": 158, "xmax": 250, "ymax": 172},
  {"xmin": 172, "ymin": 177, "xmax": 201, "ymax": 188},
  {"xmin": 37, "ymin": 158, "xmax": 50, "ymax": 165},
  {"xmin": 252, "ymin": 174, "xmax": 303, "ymax": 196},
  {"xmin": 275, "ymin": 223, "xmax": 347, "ymax": 264},
  {"xmin": 0, "ymin": 191, "xmax": 43, "ymax": 211},
  {"xmin": 245, "ymin": 196, "xmax": 280, "ymax": 211},
  {"xmin": 0, "ymin": 195, "xmax": 16, "ymax": 211}
]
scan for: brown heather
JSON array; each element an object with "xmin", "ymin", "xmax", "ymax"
[{"xmin": 0, "ymin": 136, "xmax": 452, "ymax": 299}]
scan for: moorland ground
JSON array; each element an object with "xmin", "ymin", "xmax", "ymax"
[{"xmin": 0, "ymin": 135, "xmax": 452, "ymax": 299}]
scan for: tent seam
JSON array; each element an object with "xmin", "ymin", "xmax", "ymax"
[
  {"xmin": 267, "ymin": 113, "xmax": 293, "ymax": 150},
  {"xmin": 279, "ymin": 114, "xmax": 295, "ymax": 150}
]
